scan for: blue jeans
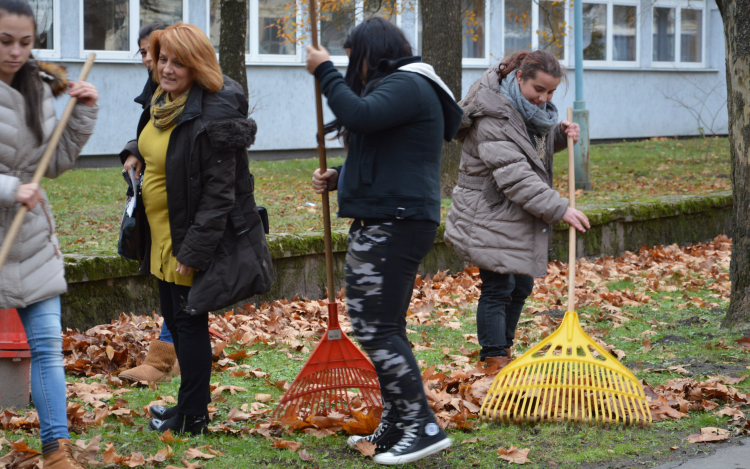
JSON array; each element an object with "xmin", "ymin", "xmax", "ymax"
[
  {"xmin": 476, "ymin": 270, "xmax": 535, "ymax": 359},
  {"xmin": 158, "ymin": 321, "xmax": 173, "ymax": 343},
  {"xmin": 16, "ymin": 296, "xmax": 70, "ymax": 444}
]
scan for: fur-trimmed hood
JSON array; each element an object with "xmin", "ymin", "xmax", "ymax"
[
  {"xmin": 206, "ymin": 118, "xmax": 257, "ymax": 150},
  {"xmin": 37, "ymin": 61, "xmax": 68, "ymax": 97}
]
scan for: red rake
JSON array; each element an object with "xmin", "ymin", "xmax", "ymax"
[{"xmin": 273, "ymin": 0, "xmax": 381, "ymax": 420}]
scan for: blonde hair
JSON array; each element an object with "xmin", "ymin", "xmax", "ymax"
[{"xmin": 150, "ymin": 23, "xmax": 223, "ymax": 93}]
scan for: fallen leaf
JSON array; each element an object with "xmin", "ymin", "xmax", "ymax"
[
  {"xmin": 271, "ymin": 439, "xmax": 302, "ymax": 452},
  {"xmin": 298, "ymin": 449, "xmax": 314, "ymax": 462},
  {"xmin": 354, "ymin": 440, "xmax": 376, "ymax": 457},
  {"xmin": 687, "ymin": 427, "xmax": 730, "ymax": 443},
  {"xmin": 183, "ymin": 448, "xmax": 216, "ymax": 460},
  {"xmin": 497, "ymin": 446, "xmax": 531, "ymax": 464}
]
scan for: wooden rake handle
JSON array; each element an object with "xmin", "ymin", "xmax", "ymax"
[
  {"xmin": 308, "ymin": 0, "xmax": 336, "ymax": 304},
  {"xmin": 566, "ymin": 107, "xmax": 576, "ymax": 312},
  {"xmin": 0, "ymin": 53, "xmax": 96, "ymax": 270}
]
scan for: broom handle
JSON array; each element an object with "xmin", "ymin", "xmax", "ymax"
[
  {"xmin": 0, "ymin": 53, "xmax": 96, "ymax": 271},
  {"xmin": 308, "ymin": 0, "xmax": 336, "ymax": 304},
  {"xmin": 566, "ymin": 107, "xmax": 576, "ymax": 312}
]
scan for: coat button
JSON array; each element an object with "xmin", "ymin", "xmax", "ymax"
[{"xmin": 543, "ymin": 229, "xmax": 547, "ymax": 233}]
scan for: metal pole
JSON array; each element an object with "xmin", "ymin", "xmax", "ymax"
[{"xmin": 573, "ymin": 0, "xmax": 592, "ymax": 191}]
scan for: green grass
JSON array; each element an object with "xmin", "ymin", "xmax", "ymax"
[
  {"xmin": 5, "ymin": 279, "xmax": 747, "ymax": 468},
  {"xmin": 45, "ymin": 136, "xmax": 730, "ymax": 255}
]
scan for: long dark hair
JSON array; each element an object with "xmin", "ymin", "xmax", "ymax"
[
  {"xmin": 0, "ymin": 0, "xmax": 44, "ymax": 144},
  {"xmin": 137, "ymin": 22, "xmax": 169, "ymax": 49},
  {"xmin": 324, "ymin": 17, "xmax": 413, "ymax": 143},
  {"xmin": 498, "ymin": 50, "xmax": 567, "ymax": 89}
]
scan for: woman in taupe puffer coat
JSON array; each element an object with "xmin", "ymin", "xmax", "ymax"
[
  {"xmin": 444, "ymin": 50, "xmax": 589, "ymax": 366},
  {"xmin": 0, "ymin": 1, "xmax": 98, "ymax": 468}
]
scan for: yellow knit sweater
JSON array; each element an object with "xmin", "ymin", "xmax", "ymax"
[{"xmin": 139, "ymin": 120, "xmax": 193, "ymax": 286}]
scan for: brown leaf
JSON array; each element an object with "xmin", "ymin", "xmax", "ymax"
[
  {"xmin": 254, "ymin": 393, "xmax": 273, "ymax": 402},
  {"xmin": 73, "ymin": 435, "xmax": 102, "ymax": 465},
  {"xmin": 642, "ymin": 336, "xmax": 652, "ymax": 352},
  {"xmin": 687, "ymin": 427, "xmax": 730, "ymax": 443},
  {"xmin": 226, "ymin": 406, "xmax": 251, "ymax": 422},
  {"xmin": 102, "ymin": 443, "xmax": 127, "ymax": 464},
  {"xmin": 497, "ymin": 446, "xmax": 531, "ymax": 464},
  {"xmin": 165, "ymin": 459, "xmax": 204, "ymax": 469},
  {"xmin": 354, "ymin": 441, "xmax": 376, "ymax": 457},
  {"xmin": 125, "ymin": 451, "xmax": 146, "ymax": 467},
  {"xmin": 298, "ymin": 449, "xmax": 314, "ymax": 462},
  {"xmin": 183, "ymin": 448, "xmax": 216, "ymax": 460},
  {"xmin": 304, "ymin": 427, "xmax": 336, "ymax": 438},
  {"xmin": 271, "ymin": 439, "xmax": 302, "ymax": 452}
]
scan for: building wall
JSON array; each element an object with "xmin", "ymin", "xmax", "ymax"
[{"xmin": 47, "ymin": 0, "xmax": 728, "ymax": 158}]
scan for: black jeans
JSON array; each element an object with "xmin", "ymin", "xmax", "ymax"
[
  {"xmin": 346, "ymin": 218, "xmax": 438, "ymax": 422},
  {"xmin": 157, "ymin": 280, "xmax": 212, "ymax": 416},
  {"xmin": 476, "ymin": 270, "xmax": 535, "ymax": 359}
]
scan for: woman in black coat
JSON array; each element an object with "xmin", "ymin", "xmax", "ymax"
[
  {"xmin": 121, "ymin": 23, "xmax": 273, "ymax": 435},
  {"xmin": 308, "ymin": 18, "xmax": 463, "ymax": 465}
]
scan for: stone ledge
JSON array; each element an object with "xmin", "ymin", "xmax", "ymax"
[{"xmin": 60, "ymin": 191, "xmax": 733, "ymax": 330}]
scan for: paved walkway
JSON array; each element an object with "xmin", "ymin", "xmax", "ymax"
[{"xmin": 649, "ymin": 439, "xmax": 750, "ymax": 469}]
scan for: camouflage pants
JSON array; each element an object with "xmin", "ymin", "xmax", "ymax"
[{"xmin": 346, "ymin": 218, "xmax": 437, "ymax": 422}]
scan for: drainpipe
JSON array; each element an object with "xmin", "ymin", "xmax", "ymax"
[{"xmin": 573, "ymin": 0, "xmax": 593, "ymax": 190}]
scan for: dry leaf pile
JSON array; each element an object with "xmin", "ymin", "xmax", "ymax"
[
  {"xmin": 4, "ymin": 235, "xmax": 732, "ymax": 465},
  {"xmin": 643, "ymin": 375, "xmax": 750, "ymax": 433}
]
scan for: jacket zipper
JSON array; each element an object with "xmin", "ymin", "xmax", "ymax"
[{"xmin": 39, "ymin": 199, "xmax": 60, "ymax": 259}]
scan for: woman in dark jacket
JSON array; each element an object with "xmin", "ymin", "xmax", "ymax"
[
  {"xmin": 307, "ymin": 18, "xmax": 462, "ymax": 465},
  {"xmin": 118, "ymin": 22, "xmax": 179, "ymax": 385},
  {"xmin": 121, "ymin": 23, "xmax": 272, "ymax": 435}
]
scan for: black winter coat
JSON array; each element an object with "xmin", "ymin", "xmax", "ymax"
[
  {"xmin": 314, "ymin": 57, "xmax": 463, "ymax": 223},
  {"xmin": 120, "ymin": 76, "xmax": 274, "ymax": 314}
]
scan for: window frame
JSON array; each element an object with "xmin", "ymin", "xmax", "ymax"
[
  {"xmin": 80, "ymin": 0, "xmax": 190, "ymax": 60},
  {"xmin": 461, "ymin": 0, "xmax": 491, "ymax": 67},
  {"xmin": 499, "ymin": 0, "xmax": 570, "ymax": 67},
  {"xmin": 325, "ymin": 0, "xmax": 404, "ymax": 67},
  {"xmin": 249, "ymin": 0, "xmax": 303, "ymax": 64},
  {"xmin": 651, "ymin": 0, "xmax": 706, "ymax": 69},
  {"xmin": 32, "ymin": 0, "xmax": 62, "ymax": 59},
  {"xmin": 580, "ymin": 0, "xmax": 640, "ymax": 68}
]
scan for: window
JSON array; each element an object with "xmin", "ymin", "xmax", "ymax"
[
  {"xmin": 462, "ymin": 0, "xmax": 487, "ymax": 60},
  {"xmin": 652, "ymin": 1, "xmax": 704, "ymax": 66},
  {"xmin": 140, "ymin": 0, "xmax": 183, "ymax": 27},
  {"xmin": 259, "ymin": 0, "xmax": 296, "ymax": 55},
  {"xmin": 209, "ymin": 0, "xmax": 302, "ymax": 62},
  {"xmin": 613, "ymin": 5, "xmax": 636, "ymax": 61},
  {"xmin": 31, "ymin": 0, "xmax": 59, "ymax": 58},
  {"xmin": 578, "ymin": 2, "xmax": 638, "ymax": 65},
  {"xmin": 81, "ymin": 0, "xmax": 187, "ymax": 59},
  {"xmin": 320, "ymin": 0, "xmax": 356, "ymax": 56},
  {"xmin": 538, "ymin": 0, "xmax": 566, "ymax": 60},
  {"xmin": 504, "ymin": 0, "xmax": 532, "ymax": 54}
]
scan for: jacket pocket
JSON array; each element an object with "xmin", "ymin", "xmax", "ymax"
[{"xmin": 360, "ymin": 146, "xmax": 375, "ymax": 185}]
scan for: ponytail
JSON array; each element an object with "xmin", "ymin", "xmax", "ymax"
[{"xmin": 498, "ymin": 50, "xmax": 567, "ymax": 90}]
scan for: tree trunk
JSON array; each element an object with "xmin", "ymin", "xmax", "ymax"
[
  {"xmin": 420, "ymin": 0, "xmax": 463, "ymax": 198},
  {"xmin": 715, "ymin": 0, "xmax": 750, "ymax": 328},
  {"xmin": 219, "ymin": 0, "xmax": 248, "ymax": 98}
]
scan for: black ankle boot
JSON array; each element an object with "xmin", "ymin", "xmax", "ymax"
[
  {"xmin": 149, "ymin": 405, "xmax": 178, "ymax": 420},
  {"xmin": 149, "ymin": 414, "xmax": 207, "ymax": 435}
]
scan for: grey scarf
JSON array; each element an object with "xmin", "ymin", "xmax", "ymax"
[{"xmin": 499, "ymin": 70, "xmax": 558, "ymax": 135}]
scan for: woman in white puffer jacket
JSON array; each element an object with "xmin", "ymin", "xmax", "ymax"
[{"xmin": 0, "ymin": 1, "xmax": 98, "ymax": 468}]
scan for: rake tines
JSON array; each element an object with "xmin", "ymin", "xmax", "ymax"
[
  {"xmin": 273, "ymin": 303, "xmax": 382, "ymax": 420},
  {"xmin": 274, "ymin": 365, "xmax": 381, "ymax": 419},
  {"xmin": 480, "ymin": 312, "xmax": 652, "ymax": 427}
]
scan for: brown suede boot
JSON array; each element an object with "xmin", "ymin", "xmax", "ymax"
[
  {"xmin": 43, "ymin": 439, "xmax": 84, "ymax": 469},
  {"xmin": 482, "ymin": 356, "xmax": 510, "ymax": 374},
  {"xmin": 119, "ymin": 340, "xmax": 176, "ymax": 382}
]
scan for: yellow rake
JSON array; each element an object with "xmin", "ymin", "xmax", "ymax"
[{"xmin": 479, "ymin": 108, "xmax": 652, "ymax": 427}]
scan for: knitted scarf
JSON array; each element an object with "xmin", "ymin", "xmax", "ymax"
[
  {"xmin": 499, "ymin": 70, "xmax": 558, "ymax": 135},
  {"xmin": 150, "ymin": 86, "xmax": 189, "ymax": 130}
]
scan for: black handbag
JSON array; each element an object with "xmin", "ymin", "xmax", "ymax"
[{"xmin": 117, "ymin": 169, "xmax": 146, "ymax": 262}]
